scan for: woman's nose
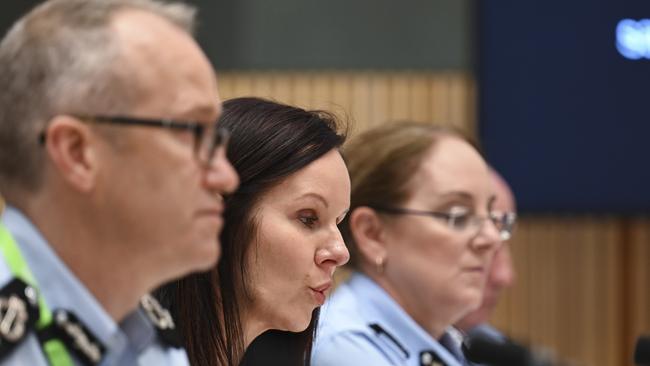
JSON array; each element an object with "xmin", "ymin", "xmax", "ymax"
[{"xmin": 316, "ymin": 229, "xmax": 350, "ymax": 268}]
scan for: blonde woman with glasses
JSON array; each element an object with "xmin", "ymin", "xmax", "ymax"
[{"xmin": 313, "ymin": 122, "xmax": 515, "ymax": 366}]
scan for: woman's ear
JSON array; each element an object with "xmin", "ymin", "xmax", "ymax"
[{"xmin": 349, "ymin": 206, "xmax": 388, "ymax": 270}]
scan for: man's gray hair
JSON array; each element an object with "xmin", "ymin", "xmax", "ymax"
[{"xmin": 0, "ymin": 0, "xmax": 197, "ymax": 197}]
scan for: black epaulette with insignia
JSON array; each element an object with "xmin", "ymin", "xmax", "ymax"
[
  {"xmin": 0, "ymin": 278, "xmax": 40, "ymax": 360},
  {"xmin": 140, "ymin": 294, "xmax": 182, "ymax": 348},
  {"xmin": 37, "ymin": 309, "xmax": 106, "ymax": 366}
]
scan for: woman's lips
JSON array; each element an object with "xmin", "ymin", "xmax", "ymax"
[
  {"xmin": 309, "ymin": 282, "xmax": 332, "ymax": 305},
  {"xmin": 310, "ymin": 289, "xmax": 326, "ymax": 305}
]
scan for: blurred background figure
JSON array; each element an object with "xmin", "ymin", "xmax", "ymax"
[{"xmin": 455, "ymin": 169, "xmax": 516, "ymax": 342}]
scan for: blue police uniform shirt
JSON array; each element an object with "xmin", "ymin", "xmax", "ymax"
[
  {"xmin": 0, "ymin": 206, "xmax": 189, "ymax": 365},
  {"xmin": 312, "ymin": 272, "xmax": 465, "ymax": 366}
]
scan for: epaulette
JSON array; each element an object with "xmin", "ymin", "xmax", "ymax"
[
  {"xmin": 37, "ymin": 309, "xmax": 106, "ymax": 366},
  {"xmin": 140, "ymin": 294, "xmax": 182, "ymax": 349},
  {"xmin": 368, "ymin": 323, "xmax": 410, "ymax": 359},
  {"xmin": 0, "ymin": 278, "xmax": 40, "ymax": 360}
]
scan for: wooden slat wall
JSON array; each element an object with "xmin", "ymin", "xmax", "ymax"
[
  {"xmin": 218, "ymin": 71, "xmax": 476, "ymax": 137},
  {"xmin": 218, "ymin": 71, "xmax": 649, "ymax": 366},
  {"xmin": 491, "ymin": 218, "xmax": 625, "ymax": 366},
  {"xmin": 628, "ymin": 220, "xmax": 650, "ymax": 365}
]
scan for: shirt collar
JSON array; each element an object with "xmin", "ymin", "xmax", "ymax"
[
  {"xmin": 1, "ymin": 206, "xmax": 131, "ymax": 355},
  {"xmin": 347, "ymin": 272, "xmax": 463, "ymax": 366}
]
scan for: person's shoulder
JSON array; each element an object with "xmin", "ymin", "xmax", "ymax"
[
  {"xmin": 132, "ymin": 296, "xmax": 190, "ymax": 366},
  {"xmin": 0, "ymin": 337, "xmax": 50, "ymax": 365},
  {"xmin": 138, "ymin": 345, "xmax": 189, "ymax": 366},
  {"xmin": 0, "ymin": 259, "xmax": 13, "ymax": 285},
  {"xmin": 312, "ymin": 328, "xmax": 397, "ymax": 366},
  {"xmin": 0, "ymin": 276, "xmax": 47, "ymax": 365},
  {"xmin": 318, "ymin": 281, "xmax": 367, "ymax": 336},
  {"xmin": 0, "ymin": 222, "xmax": 48, "ymax": 364},
  {"xmin": 315, "ymin": 283, "xmax": 393, "ymax": 365}
]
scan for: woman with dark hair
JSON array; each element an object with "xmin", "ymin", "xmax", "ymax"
[
  {"xmin": 157, "ymin": 97, "xmax": 351, "ymax": 366},
  {"xmin": 312, "ymin": 122, "xmax": 515, "ymax": 366}
]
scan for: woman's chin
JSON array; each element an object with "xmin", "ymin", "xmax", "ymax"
[
  {"xmin": 455, "ymin": 290, "xmax": 484, "ymax": 315},
  {"xmin": 277, "ymin": 312, "xmax": 313, "ymax": 333}
]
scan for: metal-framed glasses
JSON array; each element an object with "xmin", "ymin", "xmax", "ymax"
[
  {"xmin": 370, "ymin": 205, "xmax": 517, "ymax": 241},
  {"xmin": 38, "ymin": 115, "xmax": 230, "ymax": 166}
]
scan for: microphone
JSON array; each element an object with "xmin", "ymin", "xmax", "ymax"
[
  {"xmin": 635, "ymin": 335, "xmax": 650, "ymax": 365},
  {"xmin": 463, "ymin": 334, "xmax": 532, "ymax": 366},
  {"xmin": 463, "ymin": 333, "xmax": 559, "ymax": 366}
]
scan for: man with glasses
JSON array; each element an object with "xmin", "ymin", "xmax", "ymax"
[{"xmin": 0, "ymin": 0, "xmax": 238, "ymax": 364}]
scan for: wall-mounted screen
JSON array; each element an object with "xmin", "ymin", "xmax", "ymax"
[{"xmin": 479, "ymin": 0, "xmax": 650, "ymax": 214}]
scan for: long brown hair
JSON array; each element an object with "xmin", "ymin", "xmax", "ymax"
[{"xmin": 156, "ymin": 97, "xmax": 346, "ymax": 366}]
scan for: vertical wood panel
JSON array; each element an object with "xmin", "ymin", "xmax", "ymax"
[
  {"xmin": 430, "ymin": 73, "xmax": 451, "ymax": 125},
  {"xmin": 290, "ymin": 72, "xmax": 313, "ymax": 108},
  {"xmin": 308, "ymin": 73, "xmax": 330, "ymax": 110},
  {"xmin": 409, "ymin": 74, "xmax": 433, "ymax": 123},
  {"xmin": 348, "ymin": 73, "xmax": 372, "ymax": 135},
  {"xmin": 492, "ymin": 218, "xmax": 623, "ymax": 366},
  {"xmin": 250, "ymin": 72, "xmax": 274, "ymax": 99},
  {"xmin": 388, "ymin": 74, "xmax": 411, "ymax": 121},
  {"xmin": 448, "ymin": 74, "xmax": 468, "ymax": 132},
  {"xmin": 231, "ymin": 73, "xmax": 255, "ymax": 97},
  {"xmin": 219, "ymin": 71, "xmax": 474, "ymax": 134},
  {"xmin": 368, "ymin": 73, "xmax": 392, "ymax": 129},
  {"xmin": 629, "ymin": 219, "xmax": 650, "ymax": 366},
  {"xmin": 270, "ymin": 73, "xmax": 294, "ymax": 103}
]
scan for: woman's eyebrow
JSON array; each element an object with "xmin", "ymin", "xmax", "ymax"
[
  {"xmin": 294, "ymin": 192, "xmax": 329, "ymax": 208},
  {"xmin": 435, "ymin": 191, "xmax": 474, "ymax": 202}
]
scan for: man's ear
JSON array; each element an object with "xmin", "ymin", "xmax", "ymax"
[
  {"xmin": 44, "ymin": 116, "xmax": 99, "ymax": 193},
  {"xmin": 349, "ymin": 206, "xmax": 389, "ymax": 266}
]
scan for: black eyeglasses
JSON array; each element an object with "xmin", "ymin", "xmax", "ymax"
[
  {"xmin": 38, "ymin": 115, "xmax": 230, "ymax": 166},
  {"xmin": 369, "ymin": 205, "xmax": 517, "ymax": 241}
]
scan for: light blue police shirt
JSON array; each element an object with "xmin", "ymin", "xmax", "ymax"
[
  {"xmin": 0, "ymin": 206, "xmax": 189, "ymax": 365},
  {"xmin": 312, "ymin": 272, "xmax": 464, "ymax": 366}
]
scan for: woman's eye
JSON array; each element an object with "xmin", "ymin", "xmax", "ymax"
[
  {"xmin": 299, "ymin": 214, "xmax": 319, "ymax": 228},
  {"xmin": 449, "ymin": 213, "xmax": 472, "ymax": 230},
  {"xmin": 446, "ymin": 206, "xmax": 472, "ymax": 230}
]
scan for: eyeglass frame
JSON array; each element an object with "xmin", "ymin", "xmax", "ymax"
[
  {"xmin": 38, "ymin": 115, "xmax": 230, "ymax": 166},
  {"xmin": 368, "ymin": 204, "xmax": 517, "ymax": 241}
]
